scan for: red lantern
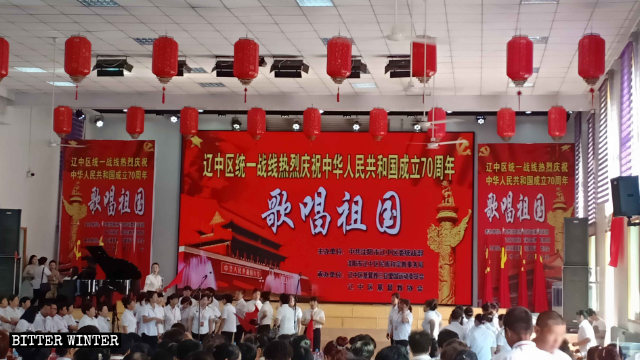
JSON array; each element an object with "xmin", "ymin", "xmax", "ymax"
[
  {"xmin": 247, "ymin": 107, "xmax": 266, "ymax": 140},
  {"xmin": 411, "ymin": 37, "xmax": 437, "ymax": 84},
  {"xmin": 126, "ymin": 106, "xmax": 145, "ymax": 139},
  {"xmin": 369, "ymin": 108, "xmax": 388, "ymax": 141},
  {"xmin": 152, "ymin": 36, "xmax": 179, "ymax": 104},
  {"xmin": 180, "ymin": 107, "xmax": 199, "ymax": 138},
  {"xmin": 548, "ymin": 106, "xmax": 567, "ymax": 140},
  {"xmin": 53, "ymin": 106, "xmax": 72, "ymax": 138},
  {"xmin": 0, "ymin": 38, "xmax": 8, "ymax": 83},
  {"xmin": 234, "ymin": 38, "xmax": 259, "ymax": 103},
  {"xmin": 507, "ymin": 35, "xmax": 533, "ymax": 87},
  {"xmin": 497, "ymin": 107, "xmax": 516, "ymax": 141},
  {"xmin": 578, "ymin": 33, "xmax": 605, "ymax": 86},
  {"xmin": 427, "ymin": 107, "xmax": 446, "ymax": 141},
  {"xmin": 303, "ymin": 107, "xmax": 321, "ymax": 141},
  {"xmin": 64, "ymin": 36, "xmax": 91, "ymax": 100},
  {"xmin": 327, "ymin": 36, "xmax": 352, "ymax": 102}
]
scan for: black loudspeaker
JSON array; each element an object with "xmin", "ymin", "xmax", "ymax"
[
  {"xmin": 0, "ymin": 209, "xmax": 21, "ymax": 256},
  {"xmin": 564, "ymin": 217, "xmax": 588, "ymax": 267},
  {"xmin": 562, "ymin": 266, "xmax": 589, "ymax": 331},
  {"xmin": 611, "ymin": 176, "xmax": 640, "ymax": 217}
]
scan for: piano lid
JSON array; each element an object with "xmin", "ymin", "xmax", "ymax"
[{"xmin": 85, "ymin": 246, "xmax": 142, "ymax": 280}]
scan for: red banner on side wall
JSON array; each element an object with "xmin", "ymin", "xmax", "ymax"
[
  {"xmin": 58, "ymin": 140, "xmax": 155, "ymax": 280},
  {"xmin": 178, "ymin": 132, "xmax": 475, "ymax": 304},
  {"xmin": 477, "ymin": 143, "xmax": 575, "ymax": 309}
]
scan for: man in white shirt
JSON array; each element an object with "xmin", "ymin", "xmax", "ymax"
[
  {"xmin": 491, "ymin": 306, "xmax": 552, "ymax": 360},
  {"xmin": 218, "ymin": 293, "xmax": 237, "ymax": 343},
  {"xmin": 409, "ymin": 331, "xmax": 432, "ymax": 360},
  {"xmin": 190, "ymin": 293, "xmax": 220, "ymax": 341},
  {"xmin": 234, "ymin": 290, "xmax": 247, "ymax": 343},
  {"xmin": 572, "ymin": 310, "xmax": 597, "ymax": 358},
  {"xmin": 78, "ymin": 302, "xmax": 99, "ymax": 329},
  {"xmin": 164, "ymin": 293, "xmax": 182, "ymax": 330},
  {"xmin": 423, "ymin": 299, "xmax": 440, "ymax": 340},
  {"xmin": 586, "ymin": 308, "xmax": 607, "ymax": 346},
  {"xmin": 301, "ymin": 297, "xmax": 325, "ymax": 352},
  {"xmin": 154, "ymin": 292, "xmax": 166, "ymax": 334},
  {"xmin": 53, "ymin": 302, "xmax": 69, "ymax": 333},
  {"xmin": 275, "ymin": 294, "xmax": 302, "ymax": 336},
  {"xmin": 533, "ymin": 311, "xmax": 573, "ymax": 360},
  {"xmin": 121, "ymin": 297, "xmax": 137, "ymax": 334},
  {"xmin": 257, "ymin": 291, "xmax": 273, "ymax": 337},
  {"xmin": 141, "ymin": 291, "xmax": 163, "ymax": 350},
  {"xmin": 1, "ymin": 296, "xmax": 20, "ymax": 332},
  {"xmin": 246, "ymin": 289, "xmax": 262, "ymax": 313},
  {"xmin": 468, "ymin": 314, "xmax": 497, "ymax": 360},
  {"xmin": 32, "ymin": 301, "xmax": 52, "ymax": 332},
  {"xmin": 391, "ymin": 298, "xmax": 413, "ymax": 347},
  {"xmin": 442, "ymin": 308, "xmax": 466, "ymax": 342},
  {"xmin": 143, "ymin": 263, "xmax": 163, "ymax": 292},
  {"xmin": 386, "ymin": 292, "xmax": 399, "ymax": 344},
  {"xmin": 63, "ymin": 303, "xmax": 78, "ymax": 332}
]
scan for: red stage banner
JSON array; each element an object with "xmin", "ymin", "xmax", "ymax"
[
  {"xmin": 178, "ymin": 132, "xmax": 474, "ymax": 304},
  {"xmin": 477, "ymin": 143, "xmax": 575, "ymax": 310},
  {"xmin": 58, "ymin": 140, "xmax": 155, "ymax": 280}
]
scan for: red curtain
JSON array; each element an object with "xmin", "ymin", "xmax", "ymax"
[
  {"xmin": 533, "ymin": 252, "xmax": 549, "ymax": 312},
  {"xmin": 609, "ymin": 217, "xmax": 626, "ymax": 267}
]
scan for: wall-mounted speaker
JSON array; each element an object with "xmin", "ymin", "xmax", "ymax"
[{"xmin": 611, "ymin": 176, "xmax": 640, "ymax": 217}]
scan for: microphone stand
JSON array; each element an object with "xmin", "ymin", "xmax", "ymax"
[
  {"xmin": 295, "ymin": 273, "xmax": 301, "ymax": 335},
  {"xmin": 196, "ymin": 274, "xmax": 208, "ymax": 342}
]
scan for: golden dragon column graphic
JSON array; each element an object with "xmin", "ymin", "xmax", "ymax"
[
  {"xmin": 427, "ymin": 181, "xmax": 471, "ymax": 304},
  {"xmin": 62, "ymin": 183, "xmax": 87, "ymax": 260},
  {"xmin": 546, "ymin": 187, "xmax": 574, "ymax": 256}
]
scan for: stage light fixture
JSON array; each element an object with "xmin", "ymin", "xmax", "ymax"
[
  {"xmin": 352, "ymin": 121, "xmax": 361, "ymax": 132},
  {"xmin": 94, "ymin": 115, "xmax": 104, "ymax": 128},
  {"xmin": 476, "ymin": 115, "xmax": 486, "ymax": 124},
  {"xmin": 292, "ymin": 120, "xmax": 301, "ymax": 131},
  {"xmin": 231, "ymin": 118, "xmax": 241, "ymax": 130},
  {"xmin": 92, "ymin": 56, "xmax": 133, "ymax": 77},
  {"xmin": 525, "ymin": 111, "xmax": 532, "ymax": 114},
  {"xmin": 413, "ymin": 122, "xmax": 421, "ymax": 132},
  {"xmin": 170, "ymin": 115, "xmax": 179, "ymax": 123}
]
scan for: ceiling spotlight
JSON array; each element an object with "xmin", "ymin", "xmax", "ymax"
[
  {"xmin": 75, "ymin": 109, "xmax": 86, "ymax": 120},
  {"xmin": 198, "ymin": 109, "xmax": 204, "ymax": 113},
  {"xmin": 123, "ymin": 108, "xmax": 128, "ymax": 112},
  {"xmin": 292, "ymin": 120, "xmax": 301, "ymax": 131},
  {"xmin": 413, "ymin": 122, "xmax": 421, "ymax": 132},
  {"xmin": 319, "ymin": 109, "xmax": 324, "ymax": 114},
  {"xmin": 170, "ymin": 115, "xmax": 178, "ymax": 123},
  {"xmin": 525, "ymin": 111, "xmax": 532, "ymax": 114},
  {"xmin": 352, "ymin": 121, "xmax": 361, "ymax": 132},
  {"xmin": 476, "ymin": 115, "xmax": 486, "ymax": 124},
  {"xmin": 447, "ymin": 110, "xmax": 453, "ymax": 114},
  {"xmin": 94, "ymin": 115, "xmax": 104, "ymax": 128},
  {"xmin": 93, "ymin": 56, "xmax": 133, "ymax": 77},
  {"xmin": 231, "ymin": 118, "xmax": 241, "ymax": 131}
]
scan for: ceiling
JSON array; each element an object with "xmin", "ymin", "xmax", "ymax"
[{"xmin": 1, "ymin": 0, "xmax": 639, "ymax": 98}]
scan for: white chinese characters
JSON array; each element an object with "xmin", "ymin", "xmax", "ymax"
[{"xmin": 261, "ymin": 188, "xmax": 295, "ymax": 234}]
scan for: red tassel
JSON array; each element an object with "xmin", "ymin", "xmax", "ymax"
[
  {"xmin": 75, "ymin": 85, "xmax": 78, "ymax": 101},
  {"xmin": 590, "ymin": 87, "xmax": 595, "ymax": 109},
  {"xmin": 517, "ymin": 90, "xmax": 522, "ymax": 111},
  {"xmin": 244, "ymin": 88, "xmax": 247, "ymax": 103},
  {"xmin": 162, "ymin": 86, "xmax": 166, "ymax": 104},
  {"xmin": 422, "ymin": 92, "xmax": 425, "ymax": 104},
  {"xmin": 337, "ymin": 87, "xmax": 340, "ymax": 103}
]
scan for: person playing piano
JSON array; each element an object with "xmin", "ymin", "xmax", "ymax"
[{"xmin": 143, "ymin": 263, "xmax": 163, "ymax": 292}]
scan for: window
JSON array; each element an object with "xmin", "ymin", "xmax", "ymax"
[
  {"xmin": 587, "ymin": 113, "xmax": 597, "ymax": 224},
  {"xmin": 575, "ymin": 112, "xmax": 585, "ymax": 218},
  {"xmin": 629, "ymin": 227, "xmax": 640, "ymax": 321},
  {"xmin": 620, "ymin": 42, "xmax": 634, "ymax": 176},
  {"xmin": 588, "ymin": 235, "xmax": 599, "ymax": 310},
  {"xmin": 596, "ymin": 79, "xmax": 610, "ymax": 204}
]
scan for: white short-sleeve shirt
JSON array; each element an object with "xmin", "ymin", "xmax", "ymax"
[
  {"xmin": 97, "ymin": 316, "xmax": 110, "ymax": 333},
  {"xmin": 491, "ymin": 340, "xmax": 552, "ymax": 360},
  {"xmin": 422, "ymin": 310, "xmax": 440, "ymax": 338},
  {"xmin": 164, "ymin": 305, "xmax": 181, "ymax": 330},
  {"xmin": 221, "ymin": 303, "xmax": 237, "ymax": 332},
  {"xmin": 121, "ymin": 309, "xmax": 137, "ymax": 334},
  {"xmin": 153, "ymin": 304, "xmax": 165, "ymax": 334},
  {"xmin": 15, "ymin": 319, "xmax": 32, "ymax": 332},
  {"xmin": 392, "ymin": 310, "xmax": 413, "ymax": 341},
  {"xmin": 259, "ymin": 301, "xmax": 273, "ymax": 325},
  {"xmin": 54, "ymin": 315, "xmax": 69, "ymax": 333},
  {"xmin": 442, "ymin": 322, "xmax": 466, "ymax": 342},
  {"xmin": 276, "ymin": 305, "xmax": 301, "ymax": 335},
  {"xmin": 468, "ymin": 325, "xmax": 497, "ymax": 360},
  {"xmin": 235, "ymin": 299, "xmax": 247, "ymax": 319},
  {"xmin": 191, "ymin": 305, "xmax": 220, "ymax": 335},
  {"xmin": 302, "ymin": 308, "xmax": 325, "ymax": 329},
  {"xmin": 246, "ymin": 299, "xmax": 262, "ymax": 313},
  {"xmin": 139, "ymin": 304, "xmax": 158, "ymax": 336},
  {"xmin": 577, "ymin": 319, "xmax": 597, "ymax": 356},
  {"xmin": 78, "ymin": 314, "xmax": 99, "ymax": 329}
]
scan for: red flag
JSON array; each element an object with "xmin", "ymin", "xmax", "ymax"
[
  {"xmin": 237, "ymin": 307, "xmax": 259, "ymax": 333},
  {"xmin": 305, "ymin": 317, "xmax": 314, "ymax": 341},
  {"xmin": 533, "ymin": 250, "xmax": 548, "ymax": 312},
  {"xmin": 163, "ymin": 268, "xmax": 185, "ymax": 292},
  {"xmin": 498, "ymin": 245, "xmax": 511, "ymax": 308},
  {"xmin": 483, "ymin": 247, "xmax": 493, "ymax": 304},
  {"xmin": 609, "ymin": 217, "xmax": 626, "ymax": 267},
  {"xmin": 518, "ymin": 247, "xmax": 528, "ymax": 308}
]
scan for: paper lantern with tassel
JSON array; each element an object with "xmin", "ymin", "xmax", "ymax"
[
  {"xmin": 548, "ymin": 106, "xmax": 567, "ymax": 140},
  {"xmin": 578, "ymin": 34, "xmax": 605, "ymax": 86},
  {"xmin": 234, "ymin": 38, "xmax": 259, "ymax": 103},
  {"xmin": 126, "ymin": 106, "xmax": 145, "ymax": 139},
  {"xmin": 303, "ymin": 107, "xmax": 321, "ymax": 141},
  {"xmin": 507, "ymin": 35, "xmax": 533, "ymax": 87},
  {"xmin": 427, "ymin": 107, "xmax": 447, "ymax": 141},
  {"xmin": 64, "ymin": 36, "xmax": 91, "ymax": 100},
  {"xmin": 247, "ymin": 107, "xmax": 266, "ymax": 140},
  {"xmin": 180, "ymin": 107, "xmax": 199, "ymax": 138},
  {"xmin": 497, "ymin": 107, "xmax": 516, "ymax": 141},
  {"xmin": 369, "ymin": 108, "xmax": 388, "ymax": 141},
  {"xmin": 152, "ymin": 36, "xmax": 178, "ymax": 104},
  {"xmin": 53, "ymin": 106, "xmax": 73, "ymax": 138},
  {"xmin": 327, "ymin": 36, "xmax": 352, "ymax": 102},
  {"xmin": 411, "ymin": 36, "xmax": 437, "ymax": 84}
]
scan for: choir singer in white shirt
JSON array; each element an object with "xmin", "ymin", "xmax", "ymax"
[{"xmin": 143, "ymin": 263, "xmax": 163, "ymax": 292}]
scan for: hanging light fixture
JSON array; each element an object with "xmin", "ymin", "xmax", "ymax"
[
  {"xmin": 247, "ymin": 107, "xmax": 266, "ymax": 140},
  {"xmin": 180, "ymin": 107, "xmax": 199, "ymax": 138},
  {"xmin": 427, "ymin": 107, "xmax": 446, "ymax": 141},
  {"xmin": 497, "ymin": 108, "xmax": 516, "ymax": 141},
  {"xmin": 369, "ymin": 108, "xmax": 388, "ymax": 141},
  {"xmin": 0, "ymin": 37, "xmax": 8, "ymax": 83},
  {"xmin": 303, "ymin": 107, "xmax": 321, "ymax": 141},
  {"xmin": 152, "ymin": 36, "xmax": 179, "ymax": 104},
  {"xmin": 64, "ymin": 35, "xmax": 92, "ymax": 100},
  {"xmin": 126, "ymin": 106, "xmax": 145, "ymax": 139},
  {"xmin": 234, "ymin": 38, "xmax": 259, "ymax": 103},
  {"xmin": 548, "ymin": 106, "xmax": 567, "ymax": 140},
  {"xmin": 326, "ymin": 36, "xmax": 352, "ymax": 103},
  {"xmin": 578, "ymin": 33, "xmax": 605, "ymax": 108},
  {"xmin": 53, "ymin": 106, "xmax": 73, "ymax": 138}
]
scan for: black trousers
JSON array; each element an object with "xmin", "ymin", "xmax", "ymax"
[
  {"xmin": 141, "ymin": 334, "xmax": 158, "ymax": 350},
  {"xmin": 234, "ymin": 325, "xmax": 244, "ymax": 343},
  {"xmin": 222, "ymin": 331, "xmax": 234, "ymax": 344},
  {"xmin": 192, "ymin": 331, "xmax": 208, "ymax": 341},
  {"xmin": 394, "ymin": 340, "xmax": 409, "ymax": 348},
  {"xmin": 312, "ymin": 328, "xmax": 322, "ymax": 352},
  {"xmin": 257, "ymin": 324, "xmax": 271, "ymax": 337}
]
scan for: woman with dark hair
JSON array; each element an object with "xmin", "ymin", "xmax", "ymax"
[
  {"xmin": 212, "ymin": 342, "xmax": 241, "ymax": 360},
  {"xmin": 15, "ymin": 306, "xmax": 38, "ymax": 332},
  {"xmin": 440, "ymin": 339, "xmax": 473, "ymax": 360},
  {"xmin": 258, "ymin": 291, "xmax": 273, "ymax": 337},
  {"xmin": 32, "ymin": 256, "xmax": 51, "ymax": 302},
  {"xmin": 78, "ymin": 301, "xmax": 99, "ymax": 328},
  {"xmin": 21, "ymin": 255, "xmax": 38, "ymax": 298},
  {"xmin": 275, "ymin": 294, "xmax": 301, "ymax": 336},
  {"xmin": 18, "ymin": 296, "xmax": 31, "ymax": 317},
  {"xmin": 46, "ymin": 259, "xmax": 62, "ymax": 299},
  {"xmin": 324, "ymin": 340, "xmax": 348, "ymax": 360},
  {"xmin": 391, "ymin": 299, "xmax": 413, "ymax": 347},
  {"xmin": 573, "ymin": 310, "xmax": 597, "ymax": 358},
  {"xmin": 422, "ymin": 299, "xmax": 440, "ymax": 339}
]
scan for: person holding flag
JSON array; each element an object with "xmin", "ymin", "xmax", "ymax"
[{"xmin": 302, "ymin": 297, "xmax": 325, "ymax": 352}]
